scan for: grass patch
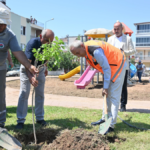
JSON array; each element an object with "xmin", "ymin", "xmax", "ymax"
[{"xmin": 2, "ymin": 106, "xmax": 150, "ymax": 150}]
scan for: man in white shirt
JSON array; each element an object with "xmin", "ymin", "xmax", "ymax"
[{"xmin": 107, "ymin": 21, "xmax": 136, "ymax": 112}]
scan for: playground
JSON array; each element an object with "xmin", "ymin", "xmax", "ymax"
[
  {"xmin": 6, "ymin": 76, "xmax": 150, "ymax": 101},
  {"xmin": 1, "ymin": 16, "xmax": 150, "ymax": 149}
]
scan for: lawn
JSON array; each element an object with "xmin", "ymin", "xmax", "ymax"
[{"xmin": 1, "ymin": 106, "xmax": 150, "ymax": 150}]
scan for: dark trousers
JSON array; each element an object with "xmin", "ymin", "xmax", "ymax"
[
  {"xmin": 137, "ymin": 72, "xmax": 142, "ymax": 82},
  {"xmin": 121, "ymin": 70, "xmax": 128, "ymax": 107},
  {"xmin": 0, "ymin": 70, "xmax": 6, "ymax": 126}
]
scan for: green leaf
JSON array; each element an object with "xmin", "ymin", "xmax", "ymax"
[{"xmin": 55, "ymin": 36, "xmax": 59, "ymax": 41}]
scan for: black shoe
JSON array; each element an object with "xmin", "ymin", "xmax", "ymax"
[
  {"xmin": 36, "ymin": 120, "xmax": 47, "ymax": 126},
  {"xmin": 15, "ymin": 123, "xmax": 24, "ymax": 129},
  {"xmin": 104, "ymin": 127, "xmax": 114, "ymax": 135},
  {"xmin": 91, "ymin": 119, "xmax": 105, "ymax": 126},
  {"xmin": 120, "ymin": 106, "xmax": 126, "ymax": 112}
]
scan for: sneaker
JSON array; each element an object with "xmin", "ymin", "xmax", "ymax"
[
  {"xmin": 15, "ymin": 123, "xmax": 24, "ymax": 129},
  {"xmin": 36, "ymin": 120, "xmax": 47, "ymax": 126}
]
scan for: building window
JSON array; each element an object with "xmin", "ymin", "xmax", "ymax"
[
  {"xmin": 136, "ymin": 37, "xmax": 150, "ymax": 46},
  {"xmin": 137, "ymin": 24, "xmax": 150, "ymax": 30},
  {"xmin": 137, "ymin": 24, "xmax": 150, "ymax": 33},
  {"xmin": 21, "ymin": 26, "xmax": 26, "ymax": 35}
]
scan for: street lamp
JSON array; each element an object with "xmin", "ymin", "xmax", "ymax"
[{"xmin": 45, "ymin": 18, "xmax": 54, "ymax": 29}]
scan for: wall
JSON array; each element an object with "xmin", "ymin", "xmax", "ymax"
[
  {"xmin": 10, "ymin": 12, "xmax": 21, "ymax": 45},
  {"xmin": 20, "ymin": 17, "xmax": 26, "ymax": 44},
  {"xmin": 31, "ymin": 28, "xmax": 36, "ymax": 37},
  {"xmin": 11, "ymin": 12, "xmax": 33, "ymax": 45},
  {"xmin": 26, "ymin": 22, "xmax": 31, "ymax": 43}
]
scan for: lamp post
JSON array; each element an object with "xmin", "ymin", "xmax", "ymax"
[{"xmin": 45, "ymin": 18, "xmax": 54, "ymax": 29}]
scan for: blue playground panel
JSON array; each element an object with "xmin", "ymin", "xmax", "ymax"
[{"xmin": 130, "ymin": 63, "xmax": 137, "ymax": 78}]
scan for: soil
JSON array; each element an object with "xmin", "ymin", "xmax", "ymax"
[
  {"xmin": 15, "ymin": 128, "xmax": 126, "ymax": 150},
  {"xmin": 6, "ymin": 77, "xmax": 150, "ymax": 100}
]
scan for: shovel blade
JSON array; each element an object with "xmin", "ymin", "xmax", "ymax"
[
  {"xmin": 0, "ymin": 129, "xmax": 22, "ymax": 150},
  {"xmin": 98, "ymin": 117, "xmax": 112, "ymax": 135}
]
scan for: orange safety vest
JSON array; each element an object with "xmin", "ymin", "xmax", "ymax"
[{"xmin": 84, "ymin": 40, "xmax": 126, "ymax": 82}]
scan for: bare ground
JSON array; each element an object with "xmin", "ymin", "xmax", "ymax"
[
  {"xmin": 6, "ymin": 77, "xmax": 150, "ymax": 101},
  {"xmin": 15, "ymin": 128, "xmax": 125, "ymax": 150}
]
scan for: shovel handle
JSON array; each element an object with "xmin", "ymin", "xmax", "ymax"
[{"xmin": 104, "ymin": 95, "xmax": 108, "ymax": 115}]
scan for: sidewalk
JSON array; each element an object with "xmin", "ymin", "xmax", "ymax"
[{"xmin": 6, "ymin": 77, "xmax": 150, "ymax": 113}]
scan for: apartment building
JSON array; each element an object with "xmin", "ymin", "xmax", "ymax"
[
  {"xmin": 0, "ymin": 0, "xmax": 44, "ymax": 50},
  {"xmin": 134, "ymin": 22, "xmax": 150, "ymax": 70},
  {"xmin": 10, "ymin": 12, "xmax": 44, "ymax": 50}
]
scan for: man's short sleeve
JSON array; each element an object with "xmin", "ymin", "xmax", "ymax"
[
  {"xmin": 25, "ymin": 39, "xmax": 37, "ymax": 60},
  {"xmin": 9, "ymin": 36, "xmax": 22, "ymax": 52}
]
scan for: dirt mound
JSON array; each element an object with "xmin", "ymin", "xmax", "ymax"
[
  {"xmin": 15, "ymin": 128, "xmax": 125, "ymax": 150},
  {"xmin": 42, "ymin": 129, "xmax": 110, "ymax": 150}
]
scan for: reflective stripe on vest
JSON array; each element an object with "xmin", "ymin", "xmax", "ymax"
[{"xmin": 111, "ymin": 51, "xmax": 124, "ymax": 82}]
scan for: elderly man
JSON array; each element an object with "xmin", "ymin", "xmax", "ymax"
[
  {"xmin": 70, "ymin": 40, "xmax": 127, "ymax": 134},
  {"xmin": 0, "ymin": 8, "xmax": 38, "ymax": 128},
  {"xmin": 107, "ymin": 21, "xmax": 136, "ymax": 112},
  {"xmin": 15, "ymin": 29, "xmax": 54, "ymax": 129}
]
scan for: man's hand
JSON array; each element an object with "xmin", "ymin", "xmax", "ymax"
[
  {"xmin": 29, "ymin": 75, "xmax": 38, "ymax": 87},
  {"xmin": 28, "ymin": 65, "xmax": 39, "ymax": 75},
  {"xmin": 9, "ymin": 62, "xmax": 14, "ymax": 68},
  {"xmin": 26, "ymin": 69, "xmax": 38, "ymax": 87},
  {"xmin": 102, "ymin": 89, "xmax": 108, "ymax": 97},
  {"xmin": 44, "ymin": 68, "xmax": 48, "ymax": 77}
]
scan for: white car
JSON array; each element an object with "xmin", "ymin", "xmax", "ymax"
[{"xmin": 6, "ymin": 68, "xmax": 20, "ymax": 77}]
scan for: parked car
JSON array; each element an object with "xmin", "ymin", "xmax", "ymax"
[{"xmin": 6, "ymin": 67, "xmax": 20, "ymax": 77}]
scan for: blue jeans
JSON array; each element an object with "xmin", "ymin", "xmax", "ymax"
[{"xmin": 137, "ymin": 72, "xmax": 142, "ymax": 82}]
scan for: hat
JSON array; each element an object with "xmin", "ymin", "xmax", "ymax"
[
  {"xmin": 139, "ymin": 60, "xmax": 141, "ymax": 63},
  {"xmin": 0, "ymin": 8, "xmax": 11, "ymax": 25}
]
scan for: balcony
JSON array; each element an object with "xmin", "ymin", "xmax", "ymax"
[
  {"xmin": 135, "ymin": 55, "xmax": 150, "ymax": 62},
  {"xmin": 27, "ymin": 18, "xmax": 44, "ymax": 30},
  {"xmin": 136, "ymin": 29, "xmax": 150, "ymax": 34},
  {"xmin": 136, "ymin": 43, "xmax": 150, "ymax": 47},
  {"xmin": 36, "ymin": 21, "xmax": 44, "ymax": 28}
]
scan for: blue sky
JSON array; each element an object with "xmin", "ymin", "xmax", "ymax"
[{"xmin": 7, "ymin": 0, "xmax": 150, "ymax": 42}]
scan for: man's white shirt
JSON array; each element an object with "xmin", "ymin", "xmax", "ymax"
[{"xmin": 114, "ymin": 36, "xmax": 122, "ymax": 49}]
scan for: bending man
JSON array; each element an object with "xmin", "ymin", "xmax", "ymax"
[
  {"xmin": 70, "ymin": 40, "xmax": 127, "ymax": 135},
  {"xmin": 15, "ymin": 29, "xmax": 54, "ymax": 129}
]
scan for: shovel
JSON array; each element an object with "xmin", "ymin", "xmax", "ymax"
[
  {"xmin": 98, "ymin": 95, "xmax": 112, "ymax": 135},
  {"xmin": 0, "ymin": 128, "xmax": 22, "ymax": 150}
]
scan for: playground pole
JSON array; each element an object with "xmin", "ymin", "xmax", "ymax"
[
  {"xmin": 92, "ymin": 67, "xmax": 94, "ymax": 84},
  {"xmin": 80, "ymin": 36, "xmax": 83, "ymax": 75},
  {"xmin": 84, "ymin": 36, "xmax": 87, "ymax": 71},
  {"xmin": 97, "ymin": 73, "xmax": 99, "ymax": 84},
  {"xmin": 105, "ymin": 34, "xmax": 108, "ymax": 42}
]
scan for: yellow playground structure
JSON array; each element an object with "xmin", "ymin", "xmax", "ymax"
[{"xmin": 59, "ymin": 66, "xmax": 81, "ymax": 81}]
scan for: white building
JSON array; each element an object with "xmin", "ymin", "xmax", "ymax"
[
  {"xmin": 0, "ymin": 0, "xmax": 44, "ymax": 50},
  {"xmin": 134, "ymin": 22, "xmax": 150, "ymax": 70}
]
